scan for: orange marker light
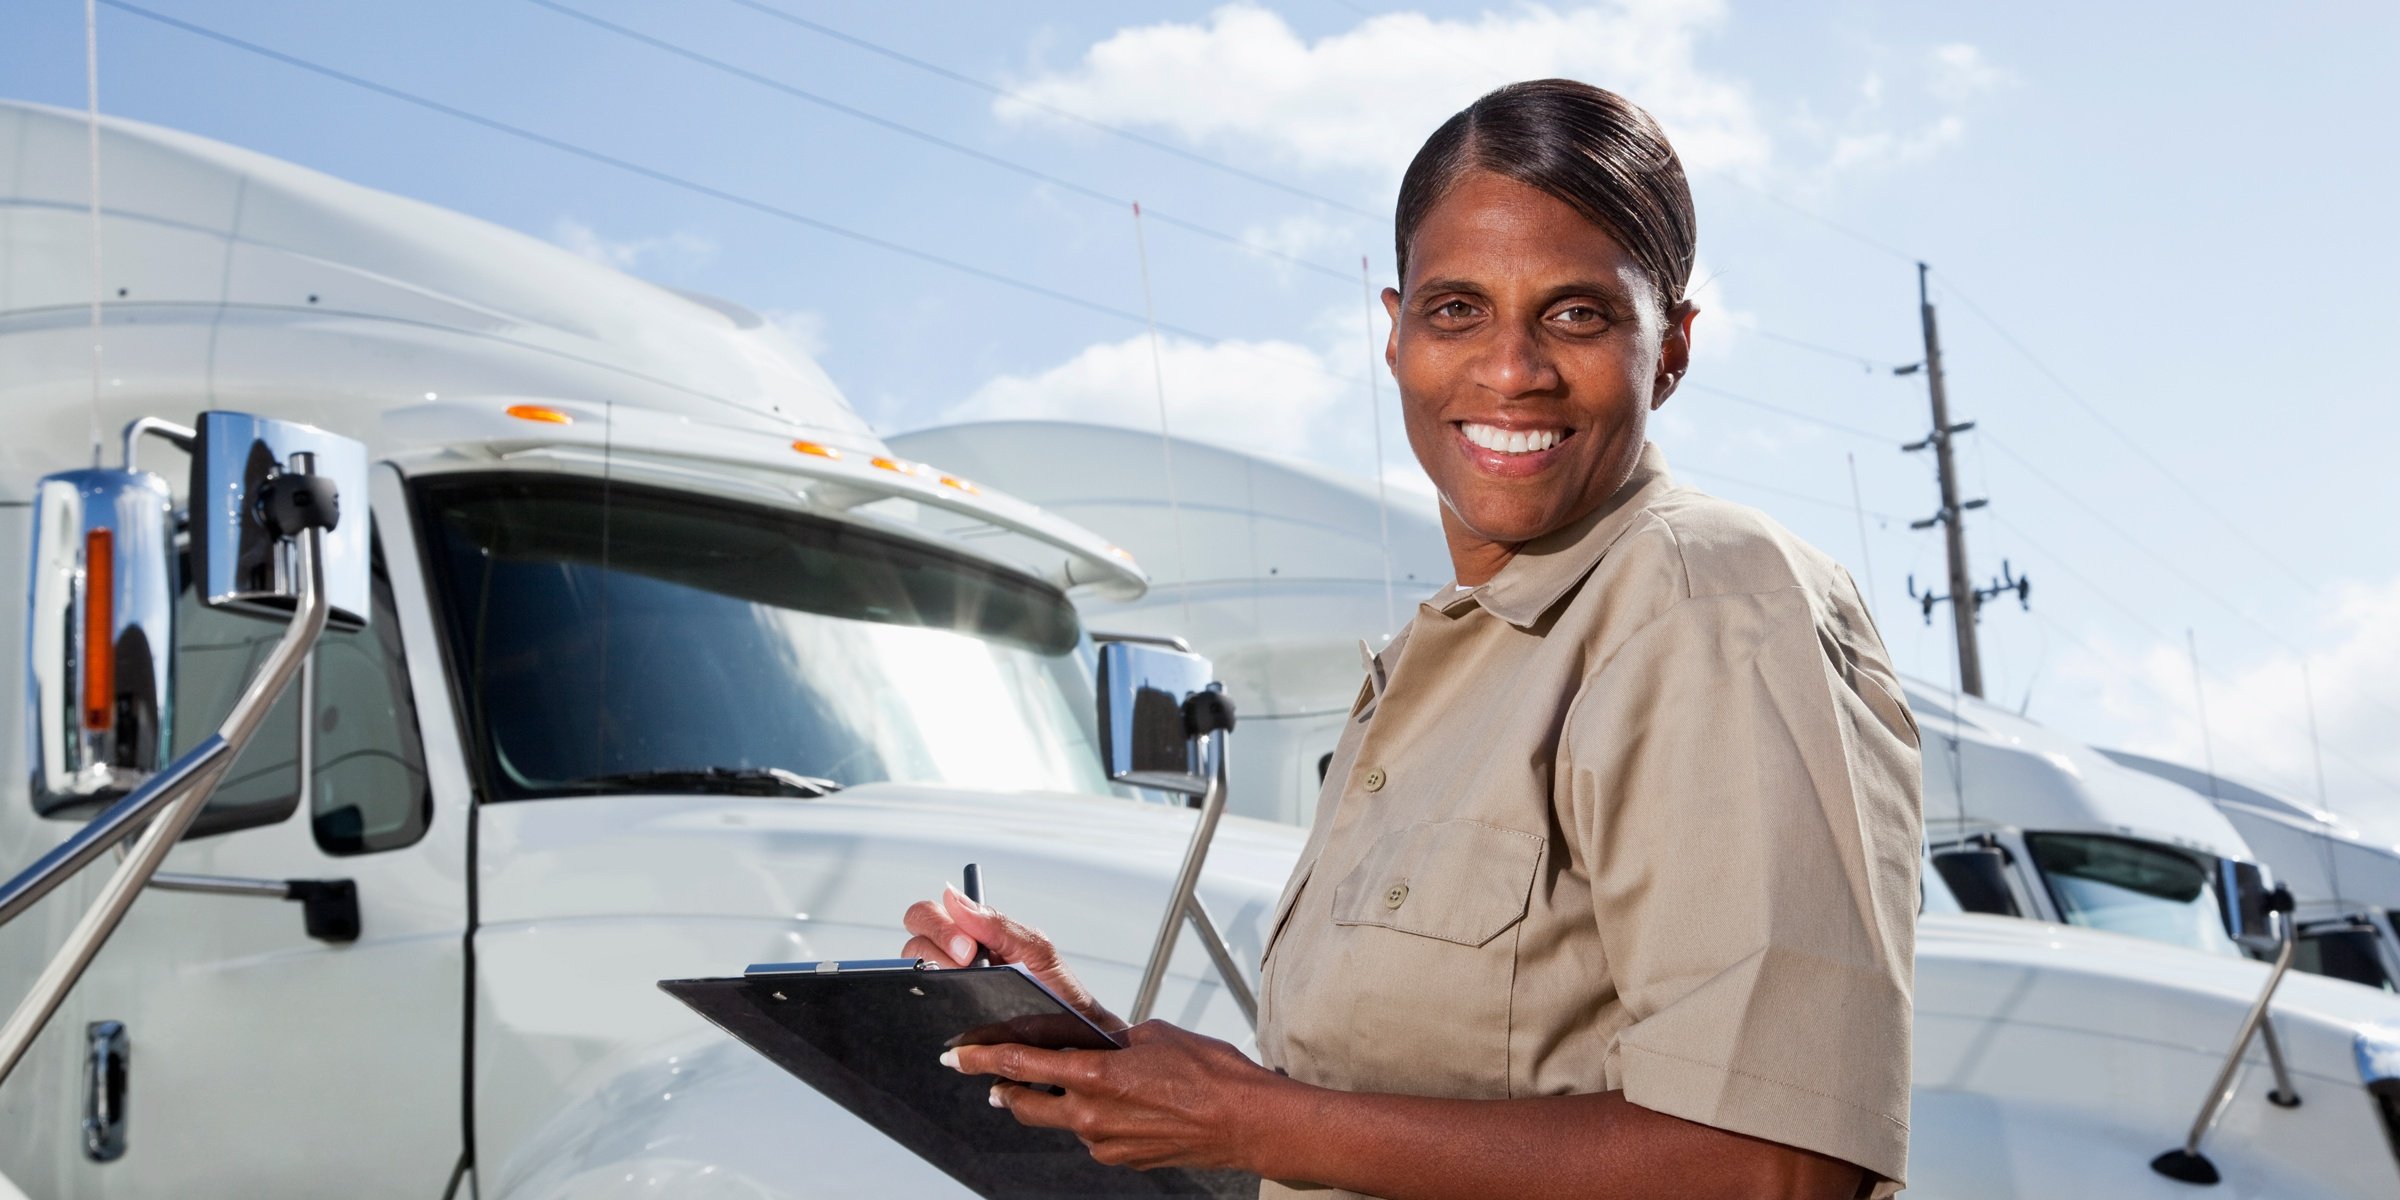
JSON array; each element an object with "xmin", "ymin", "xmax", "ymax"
[
  {"xmin": 82, "ymin": 528, "xmax": 114, "ymax": 731},
  {"xmin": 505, "ymin": 404, "xmax": 574, "ymax": 425},
  {"xmin": 869, "ymin": 456, "xmax": 916, "ymax": 475},
  {"xmin": 938, "ymin": 475, "xmax": 979, "ymax": 494},
  {"xmin": 791, "ymin": 440, "xmax": 841, "ymax": 460}
]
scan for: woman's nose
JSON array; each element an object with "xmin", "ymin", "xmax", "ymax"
[{"xmin": 1470, "ymin": 319, "xmax": 1562, "ymax": 398}]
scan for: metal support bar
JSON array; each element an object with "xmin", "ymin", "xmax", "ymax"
[
  {"xmin": 2154, "ymin": 920, "xmax": 2301, "ymax": 1183},
  {"xmin": 1185, "ymin": 892, "xmax": 1259, "ymax": 1026},
  {"xmin": 1130, "ymin": 729, "xmax": 1256, "ymax": 1028},
  {"xmin": 2258, "ymin": 1018, "xmax": 2302, "ymax": 1108},
  {"xmin": 0, "ymin": 737, "xmax": 233, "ymax": 929},
  {"xmin": 0, "ymin": 515, "xmax": 330, "ymax": 1088},
  {"xmin": 147, "ymin": 872, "xmax": 290, "ymax": 898}
]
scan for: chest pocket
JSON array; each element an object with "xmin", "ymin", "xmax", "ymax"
[{"xmin": 1331, "ymin": 819, "xmax": 1543, "ymax": 946}]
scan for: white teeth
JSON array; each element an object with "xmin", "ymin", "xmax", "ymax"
[{"xmin": 1461, "ymin": 423, "xmax": 1563, "ymax": 455}]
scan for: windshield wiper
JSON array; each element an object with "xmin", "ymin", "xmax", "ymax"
[{"xmin": 567, "ymin": 766, "xmax": 844, "ymax": 798}]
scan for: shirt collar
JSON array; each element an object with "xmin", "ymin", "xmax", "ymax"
[{"xmin": 1428, "ymin": 441, "xmax": 1676, "ymax": 630}]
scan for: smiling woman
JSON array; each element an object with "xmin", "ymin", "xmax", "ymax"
[{"xmin": 901, "ymin": 79, "xmax": 1923, "ymax": 1200}]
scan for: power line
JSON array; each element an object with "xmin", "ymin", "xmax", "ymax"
[
  {"xmin": 1743, "ymin": 325, "xmax": 1904, "ymax": 374},
  {"xmin": 1695, "ymin": 168, "xmax": 1922, "ymax": 266},
  {"xmin": 720, "ymin": 0, "xmax": 1385, "ymax": 221},
  {"xmin": 521, "ymin": 0, "xmax": 1358, "ymax": 284},
  {"xmin": 1992, "ymin": 510, "xmax": 2400, "ymax": 800},
  {"xmin": 1684, "ymin": 381, "xmax": 1904, "ymax": 445},
  {"xmin": 1984, "ymin": 430, "xmax": 2400, "ymax": 732},
  {"xmin": 1676, "ymin": 463, "xmax": 1903, "ymax": 524},
  {"xmin": 1930, "ymin": 268, "xmax": 2323, "ymax": 597},
  {"xmin": 100, "ymin": 0, "xmax": 1362, "ymax": 391},
  {"xmin": 1983, "ymin": 434, "xmax": 2298, "ymax": 658},
  {"xmin": 2021, "ymin": 607, "xmax": 2330, "ymax": 804}
]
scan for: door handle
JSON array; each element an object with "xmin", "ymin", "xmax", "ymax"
[{"xmin": 83, "ymin": 1020, "xmax": 128, "ymax": 1162}]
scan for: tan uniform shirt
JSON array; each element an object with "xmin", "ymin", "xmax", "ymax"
[{"xmin": 1254, "ymin": 444, "xmax": 1922, "ymax": 1198}]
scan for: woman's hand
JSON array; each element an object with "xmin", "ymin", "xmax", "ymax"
[
  {"xmin": 943, "ymin": 1020, "xmax": 1289, "ymax": 1173},
  {"xmin": 899, "ymin": 886, "xmax": 1122, "ymax": 1032}
]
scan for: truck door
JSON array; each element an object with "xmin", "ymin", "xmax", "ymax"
[{"xmin": 53, "ymin": 484, "xmax": 468, "ymax": 1198}]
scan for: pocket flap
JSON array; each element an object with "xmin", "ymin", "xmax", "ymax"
[{"xmin": 1331, "ymin": 820, "xmax": 1543, "ymax": 947}]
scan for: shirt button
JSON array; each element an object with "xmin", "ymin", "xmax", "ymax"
[
  {"xmin": 1384, "ymin": 883, "xmax": 1409, "ymax": 909},
  {"xmin": 1363, "ymin": 767, "xmax": 1387, "ymax": 792}
]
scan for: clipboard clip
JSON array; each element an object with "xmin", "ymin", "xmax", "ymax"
[{"xmin": 744, "ymin": 958, "xmax": 933, "ymax": 977}]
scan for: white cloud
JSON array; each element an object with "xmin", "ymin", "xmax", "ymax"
[
  {"xmin": 1826, "ymin": 115, "xmax": 1965, "ymax": 172},
  {"xmin": 761, "ymin": 308, "xmax": 830, "ymax": 357},
  {"xmin": 999, "ymin": 1, "xmax": 1770, "ymax": 183},
  {"xmin": 1928, "ymin": 42, "xmax": 2014, "ymax": 103},
  {"xmin": 942, "ymin": 329, "xmax": 1364, "ymax": 459},
  {"xmin": 1240, "ymin": 212, "xmax": 1371, "ymax": 278},
  {"xmin": 549, "ymin": 216, "xmax": 715, "ymax": 276},
  {"xmin": 2066, "ymin": 576, "xmax": 2400, "ymax": 845}
]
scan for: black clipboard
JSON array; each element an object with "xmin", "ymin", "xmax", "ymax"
[{"xmin": 660, "ymin": 960, "xmax": 1256, "ymax": 1199}]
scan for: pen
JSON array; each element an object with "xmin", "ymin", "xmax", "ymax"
[{"xmin": 962, "ymin": 862, "xmax": 991, "ymax": 968}]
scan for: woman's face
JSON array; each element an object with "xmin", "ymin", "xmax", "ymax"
[{"xmin": 1384, "ymin": 170, "xmax": 1695, "ymax": 555}]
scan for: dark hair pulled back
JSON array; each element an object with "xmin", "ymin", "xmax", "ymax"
[{"xmin": 1395, "ymin": 79, "xmax": 1696, "ymax": 315}]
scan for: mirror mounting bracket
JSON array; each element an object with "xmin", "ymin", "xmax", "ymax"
[{"xmin": 2152, "ymin": 884, "xmax": 2302, "ymax": 1184}]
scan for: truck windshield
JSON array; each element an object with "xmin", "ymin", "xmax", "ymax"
[
  {"xmin": 2024, "ymin": 832, "xmax": 2241, "ymax": 956},
  {"xmin": 418, "ymin": 475, "xmax": 1111, "ymax": 801}
]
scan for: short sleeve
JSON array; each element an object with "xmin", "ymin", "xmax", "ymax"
[{"xmin": 1560, "ymin": 584, "xmax": 1922, "ymax": 1195}]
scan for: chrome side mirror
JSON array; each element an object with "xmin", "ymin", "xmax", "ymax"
[
  {"xmin": 1096, "ymin": 641, "xmax": 1218, "ymax": 796},
  {"xmin": 189, "ymin": 411, "xmax": 371, "ymax": 631},
  {"xmin": 2220, "ymin": 858, "xmax": 2289, "ymax": 957},
  {"xmin": 25, "ymin": 468, "xmax": 177, "ymax": 812}
]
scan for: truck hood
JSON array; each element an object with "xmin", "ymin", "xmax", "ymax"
[
  {"xmin": 476, "ymin": 781, "xmax": 1304, "ymax": 977},
  {"xmin": 1919, "ymin": 912, "xmax": 2400, "ymax": 1085}
]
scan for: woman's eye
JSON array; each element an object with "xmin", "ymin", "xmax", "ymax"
[
  {"xmin": 1432, "ymin": 300, "xmax": 1479, "ymax": 321},
  {"xmin": 1550, "ymin": 305, "xmax": 1608, "ymax": 329}
]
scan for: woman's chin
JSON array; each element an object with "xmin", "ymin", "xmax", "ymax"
[{"xmin": 1443, "ymin": 496, "xmax": 1578, "ymax": 548}]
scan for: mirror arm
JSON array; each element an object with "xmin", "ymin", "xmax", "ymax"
[
  {"xmin": 119, "ymin": 416, "xmax": 196, "ymax": 474},
  {"xmin": 0, "ymin": 492, "xmax": 332, "ymax": 1090},
  {"xmin": 148, "ymin": 873, "xmax": 360, "ymax": 944},
  {"xmin": 2152, "ymin": 886, "xmax": 2302, "ymax": 1184},
  {"xmin": 0, "ymin": 737, "xmax": 233, "ymax": 929},
  {"xmin": 1129, "ymin": 721, "xmax": 1258, "ymax": 1029}
]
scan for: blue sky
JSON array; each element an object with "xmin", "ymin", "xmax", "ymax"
[{"xmin": 6, "ymin": 1, "xmax": 2397, "ymax": 837}]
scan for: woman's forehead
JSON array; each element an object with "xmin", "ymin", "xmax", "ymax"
[{"xmin": 1405, "ymin": 172, "xmax": 1645, "ymax": 293}]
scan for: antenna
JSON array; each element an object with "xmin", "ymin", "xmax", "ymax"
[
  {"xmin": 1846, "ymin": 452, "xmax": 1879, "ymax": 626},
  {"xmin": 84, "ymin": 0, "xmax": 104, "ymax": 467},
  {"xmin": 1131, "ymin": 202, "xmax": 1194, "ymax": 633},
  {"xmin": 2185, "ymin": 629, "xmax": 2222, "ymax": 802},
  {"xmin": 1361, "ymin": 256, "xmax": 1395, "ymax": 638}
]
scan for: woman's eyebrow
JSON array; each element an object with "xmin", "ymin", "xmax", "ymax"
[
  {"xmin": 1539, "ymin": 279, "xmax": 1634, "ymax": 306},
  {"xmin": 1412, "ymin": 277, "xmax": 1488, "ymax": 298}
]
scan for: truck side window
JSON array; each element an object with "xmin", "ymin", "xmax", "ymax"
[{"xmin": 176, "ymin": 529, "xmax": 432, "ymax": 853}]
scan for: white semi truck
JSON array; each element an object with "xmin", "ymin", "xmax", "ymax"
[
  {"xmin": 2101, "ymin": 749, "xmax": 2400, "ymax": 993},
  {"xmin": 4, "ymin": 101, "xmax": 2399, "ymax": 1197},
  {"xmin": 0, "ymin": 100, "xmax": 1280, "ymax": 1199}
]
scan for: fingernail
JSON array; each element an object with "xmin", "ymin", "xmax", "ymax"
[
  {"xmin": 950, "ymin": 935, "xmax": 977, "ymax": 963},
  {"xmin": 988, "ymin": 1084, "xmax": 1006, "ymax": 1108},
  {"xmin": 939, "ymin": 1049, "xmax": 959, "ymax": 1070}
]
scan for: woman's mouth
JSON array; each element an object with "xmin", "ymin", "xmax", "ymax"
[{"xmin": 1454, "ymin": 421, "xmax": 1574, "ymax": 476}]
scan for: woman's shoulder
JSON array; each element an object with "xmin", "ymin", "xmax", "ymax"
[{"xmin": 1613, "ymin": 481, "xmax": 1858, "ymax": 606}]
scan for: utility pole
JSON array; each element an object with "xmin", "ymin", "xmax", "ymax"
[{"xmin": 1898, "ymin": 262, "xmax": 2026, "ymax": 699}]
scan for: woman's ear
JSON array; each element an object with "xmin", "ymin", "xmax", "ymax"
[
  {"xmin": 1381, "ymin": 286, "xmax": 1403, "ymax": 375},
  {"xmin": 1652, "ymin": 302, "xmax": 1699, "ymax": 409}
]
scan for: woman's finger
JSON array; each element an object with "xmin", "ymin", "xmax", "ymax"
[
  {"xmin": 990, "ymin": 1080, "xmax": 1080, "ymax": 1130},
  {"xmin": 903, "ymin": 895, "xmax": 983, "ymax": 966},
  {"xmin": 944, "ymin": 1043, "xmax": 1104, "ymax": 1092},
  {"xmin": 898, "ymin": 934, "xmax": 962, "ymax": 967}
]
